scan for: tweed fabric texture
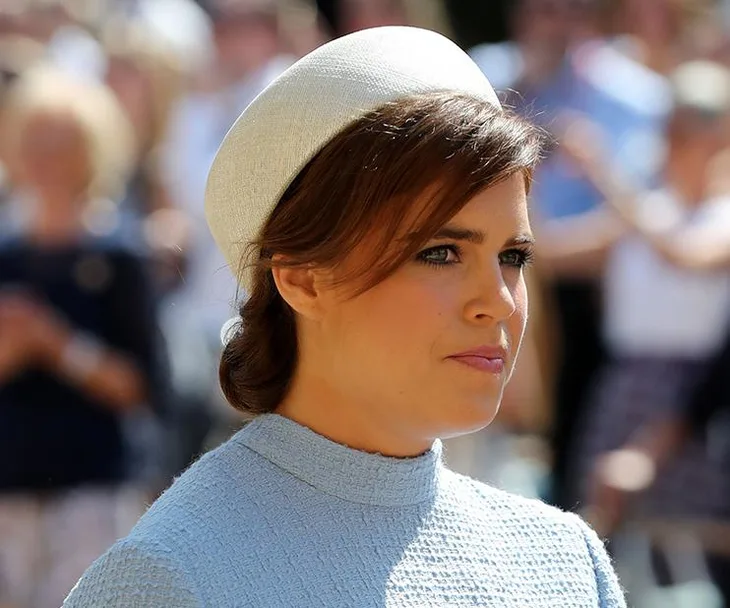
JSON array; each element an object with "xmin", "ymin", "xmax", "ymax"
[{"xmin": 65, "ymin": 414, "xmax": 625, "ymax": 607}]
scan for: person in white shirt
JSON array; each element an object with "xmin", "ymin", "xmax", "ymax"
[{"xmin": 547, "ymin": 59, "xmax": 730, "ymax": 601}]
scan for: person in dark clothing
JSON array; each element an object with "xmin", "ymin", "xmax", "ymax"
[
  {"xmin": 686, "ymin": 327, "xmax": 730, "ymax": 600},
  {"xmin": 0, "ymin": 237, "xmax": 168, "ymax": 490},
  {"xmin": 587, "ymin": 318, "xmax": 730, "ymax": 601},
  {"xmin": 0, "ymin": 65, "xmax": 168, "ymax": 608},
  {"xmin": 684, "ymin": 327, "xmax": 730, "ymax": 436}
]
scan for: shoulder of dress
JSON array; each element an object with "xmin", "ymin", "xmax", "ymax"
[
  {"xmin": 63, "ymin": 535, "xmax": 202, "ymax": 607},
  {"xmin": 442, "ymin": 469, "xmax": 576, "ymax": 526},
  {"xmin": 129, "ymin": 432, "xmax": 265, "ymax": 541}
]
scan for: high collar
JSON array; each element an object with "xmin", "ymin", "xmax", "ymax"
[{"xmin": 236, "ymin": 414, "xmax": 443, "ymax": 507}]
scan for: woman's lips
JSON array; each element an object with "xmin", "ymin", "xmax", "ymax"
[
  {"xmin": 447, "ymin": 346, "xmax": 508, "ymax": 374},
  {"xmin": 448, "ymin": 355, "xmax": 505, "ymax": 374}
]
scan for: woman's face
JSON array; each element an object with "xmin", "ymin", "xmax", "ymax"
[{"xmin": 315, "ymin": 174, "xmax": 532, "ymax": 447}]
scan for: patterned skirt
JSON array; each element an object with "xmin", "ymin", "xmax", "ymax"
[{"xmin": 570, "ymin": 356, "xmax": 730, "ymax": 521}]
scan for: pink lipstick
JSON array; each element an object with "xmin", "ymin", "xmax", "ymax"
[{"xmin": 447, "ymin": 346, "xmax": 507, "ymax": 374}]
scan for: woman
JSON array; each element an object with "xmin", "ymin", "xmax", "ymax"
[
  {"xmin": 64, "ymin": 26, "xmax": 625, "ymax": 607},
  {"xmin": 0, "ymin": 67, "xmax": 168, "ymax": 608}
]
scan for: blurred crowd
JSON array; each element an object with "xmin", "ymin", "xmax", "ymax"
[{"xmin": 1, "ymin": 0, "xmax": 730, "ymax": 606}]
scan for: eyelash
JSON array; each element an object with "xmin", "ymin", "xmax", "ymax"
[{"xmin": 416, "ymin": 244, "xmax": 535, "ymax": 269}]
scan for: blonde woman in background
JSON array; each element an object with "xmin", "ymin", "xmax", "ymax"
[{"xmin": 0, "ymin": 67, "xmax": 168, "ymax": 608}]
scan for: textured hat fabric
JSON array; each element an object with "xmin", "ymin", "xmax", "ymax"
[{"xmin": 205, "ymin": 26, "xmax": 500, "ymax": 291}]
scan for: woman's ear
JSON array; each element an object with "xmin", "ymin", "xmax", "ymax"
[{"xmin": 271, "ymin": 260, "xmax": 325, "ymax": 321}]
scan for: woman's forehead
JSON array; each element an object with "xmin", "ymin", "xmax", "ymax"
[
  {"xmin": 404, "ymin": 175, "xmax": 529, "ymax": 235},
  {"xmin": 349, "ymin": 174, "xmax": 530, "ymax": 268}
]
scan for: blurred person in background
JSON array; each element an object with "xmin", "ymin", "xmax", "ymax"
[
  {"xmin": 10, "ymin": 0, "xmax": 107, "ymax": 83},
  {"xmin": 471, "ymin": 0, "xmax": 670, "ymax": 509},
  {"xmin": 126, "ymin": 0, "xmax": 215, "ymax": 76},
  {"xmin": 608, "ymin": 0, "xmax": 721, "ymax": 76},
  {"xmin": 275, "ymin": 0, "xmax": 330, "ymax": 56},
  {"xmin": 558, "ymin": 60, "xmax": 730, "ymax": 600},
  {"xmin": 160, "ymin": 0, "xmax": 296, "ymax": 455},
  {"xmin": 469, "ymin": 0, "xmax": 588, "ymax": 102},
  {"xmin": 337, "ymin": 0, "xmax": 408, "ymax": 33},
  {"xmin": 102, "ymin": 18, "xmax": 190, "ymax": 294},
  {"xmin": 0, "ymin": 66, "xmax": 169, "ymax": 608},
  {"xmin": 334, "ymin": 0, "xmax": 451, "ymax": 37},
  {"xmin": 102, "ymin": 18, "xmax": 205, "ymax": 475},
  {"xmin": 537, "ymin": 0, "xmax": 729, "ymax": 514}
]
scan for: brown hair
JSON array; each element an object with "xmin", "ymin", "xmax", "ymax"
[{"xmin": 220, "ymin": 91, "xmax": 544, "ymax": 416}]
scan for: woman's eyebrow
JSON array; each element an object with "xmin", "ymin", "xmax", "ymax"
[
  {"xmin": 430, "ymin": 227, "xmax": 536, "ymax": 248},
  {"xmin": 504, "ymin": 234, "xmax": 536, "ymax": 247},
  {"xmin": 432, "ymin": 226, "xmax": 485, "ymax": 244}
]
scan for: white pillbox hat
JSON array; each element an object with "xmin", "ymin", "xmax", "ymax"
[{"xmin": 205, "ymin": 26, "xmax": 500, "ymax": 291}]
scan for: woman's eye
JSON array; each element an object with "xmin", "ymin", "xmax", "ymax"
[
  {"xmin": 499, "ymin": 248, "xmax": 534, "ymax": 268},
  {"xmin": 417, "ymin": 245, "xmax": 460, "ymax": 266}
]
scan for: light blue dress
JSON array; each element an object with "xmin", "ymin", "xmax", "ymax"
[{"xmin": 65, "ymin": 414, "xmax": 626, "ymax": 607}]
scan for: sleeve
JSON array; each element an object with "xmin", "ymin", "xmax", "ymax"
[
  {"xmin": 63, "ymin": 538, "xmax": 201, "ymax": 607},
  {"xmin": 567, "ymin": 513, "xmax": 627, "ymax": 608}
]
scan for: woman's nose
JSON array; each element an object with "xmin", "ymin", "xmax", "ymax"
[{"xmin": 462, "ymin": 265, "xmax": 517, "ymax": 323}]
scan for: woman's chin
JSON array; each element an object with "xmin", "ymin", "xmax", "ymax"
[{"xmin": 436, "ymin": 401, "xmax": 501, "ymax": 440}]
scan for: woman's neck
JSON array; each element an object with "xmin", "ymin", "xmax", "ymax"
[{"xmin": 277, "ymin": 367, "xmax": 433, "ymax": 458}]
